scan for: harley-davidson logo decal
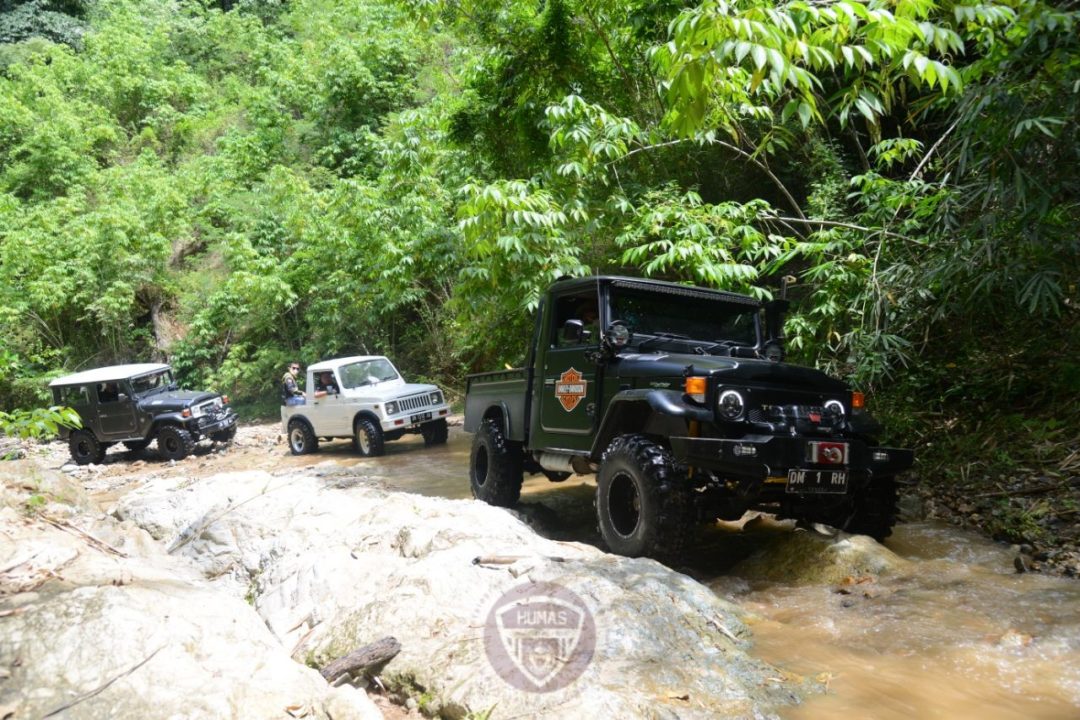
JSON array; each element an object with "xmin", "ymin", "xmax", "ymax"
[{"xmin": 555, "ymin": 368, "xmax": 587, "ymax": 412}]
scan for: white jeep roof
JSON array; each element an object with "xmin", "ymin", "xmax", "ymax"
[
  {"xmin": 308, "ymin": 356, "xmax": 390, "ymax": 373},
  {"xmin": 49, "ymin": 363, "xmax": 172, "ymax": 387}
]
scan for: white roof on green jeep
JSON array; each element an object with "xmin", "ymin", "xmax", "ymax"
[
  {"xmin": 307, "ymin": 356, "xmax": 389, "ymax": 373},
  {"xmin": 49, "ymin": 364, "xmax": 172, "ymax": 387}
]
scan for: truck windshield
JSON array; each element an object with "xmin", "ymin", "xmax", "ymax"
[
  {"xmin": 610, "ymin": 286, "xmax": 758, "ymax": 348},
  {"xmin": 339, "ymin": 359, "xmax": 401, "ymax": 388},
  {"xmin": 130, "ymin": 369, "xmax": 173, "ymax": 396}
]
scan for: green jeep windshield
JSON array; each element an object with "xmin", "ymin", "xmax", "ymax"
[
  {"xmin": 610, "ymin": 285, "xmax": 759, "ymax": 347},
  {"xmin": 130, "ymin": 369, "xmax": 173, "ymax": 396},
  {"xmin": 339, "ymin": 359, "xmax": 400, "ymax": 389}
]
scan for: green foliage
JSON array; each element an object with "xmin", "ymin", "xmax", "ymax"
[
  {"xmin": 0, "ymin": 405, "xmax": 81, "ymax": 440},
  {"xmin": 0, "ymin": 0, "xmax": 1075, "ymax": 467}
]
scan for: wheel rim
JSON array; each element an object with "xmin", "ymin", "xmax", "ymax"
[
  {"xmin": 290, "ymin": 427, "xmax": 306, "ymax": 452},
  {"xmin": 358, "ymin": 427, "xmax": 370, "ymax": 454},
  {"xmin": 608, "ymin": 471, "xmax": 641, "ymax": 537},
  {"xmin": 164, "ymin": 435, "xmax": 179, "ymax": 453},
  {"xmin": 75, "ymin": 438, "xmax": 91, "ymax": 458},
  {"xmin": 474, "ymin": 445, "xmax": 489, "ymax": 487}
]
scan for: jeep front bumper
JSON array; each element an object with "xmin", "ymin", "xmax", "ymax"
[
  {"xmin": 380, "ymin": 403, "xmax": 452, "ymax": 432},
  {"xmin": 191, "ymin": 409, "xmax": 238, "ymax": 436},
  {"xmin": 668, "ymin": 434, "xmax": 914, "ymax": 482}
]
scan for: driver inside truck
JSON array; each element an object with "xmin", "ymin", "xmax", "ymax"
[
  {"xmin": 576, "ymin": 299, "xmax": 599, "ymax": 340},
  {"xmin": 97, "ymin": 382, "xmax": 120, "ymax": 403},
  {"xmin": 314, "ymin": 371, "xmax": 338, "ymax": 399}
]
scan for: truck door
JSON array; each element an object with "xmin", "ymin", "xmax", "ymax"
[
  {"xmin": 96, "ymin": 382, "xmax": 138, "ymax": 437},
  {"xmin": 539, "ymin": 289, "xmax": 602, "ymax": 445},
  {"xmin": 308, "ymin": 369, "xmax": 349, "ymax": 436}
]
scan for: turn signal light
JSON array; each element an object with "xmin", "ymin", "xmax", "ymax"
[
  {"xmin": 181, "ymin": 408, "xmax": 191, "ymax": 418},
  {"xmin": 852, "ymin": 391, "xmax": 865, "ymax": 409},
  {"xmin": 685, "ymin": 376, "xmax": 707, "ymax": 402}
]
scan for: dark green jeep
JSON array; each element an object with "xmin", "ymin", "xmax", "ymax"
[
  {"xmin": 464, "ymin": 276, "xmax": 914, "ymax": 558},
  {"xmin": 49, "ymin": 363, "xmax": 238, "ymax": 465}
]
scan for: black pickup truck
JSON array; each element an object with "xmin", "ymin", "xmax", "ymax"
[{"xmin": 464, "ymin": 276, "xmax": 913, "ymax": 558}]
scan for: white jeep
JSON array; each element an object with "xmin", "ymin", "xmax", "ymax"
[{"xmin": 280, "ymin": 356, "xmax": 451, "ymax": 456}]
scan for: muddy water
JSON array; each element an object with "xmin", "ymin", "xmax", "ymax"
[{"xmin": 349, "ymin": 426, "xmax": 1080, "ymax": 718}]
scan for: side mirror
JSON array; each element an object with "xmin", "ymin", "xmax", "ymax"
[
  {"xmin": 117, "ymin": 392, "xmax": 128, "ymax": 402},
  {"xmin": 562, "ymin": 319, "xmax": 584, "ymax": 343}
]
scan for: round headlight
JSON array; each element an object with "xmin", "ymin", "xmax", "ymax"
[
  {"xmin": 430, "ymin": 391, "xmax": 442, "ymax": 405},
  {"xmin": 717, "ymin": 389, "xmax": 745, "ymax": 421},
  {"xmin": 385, "ymin": 401, "xmax": 398, "ymax": 416},
  {"xmin": 824, "ymin": 399, "xmax": 845, "ymax": 418},
  {"xmin": 605, "ymin": 321, "xmax": 631, "ymax": 348},
  {"xmin": 761, "ymin": 341, "xmax": 784, "ymax": 362}
]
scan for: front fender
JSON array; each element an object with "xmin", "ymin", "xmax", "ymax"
[{"xmin": 591, "ymin": 389, "xmax": 713, "ymax": 458}]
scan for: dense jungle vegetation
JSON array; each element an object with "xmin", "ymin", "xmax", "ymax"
[{"xmin": 0, "ymin": 0, "xmax": 1077, "ymax": 538}]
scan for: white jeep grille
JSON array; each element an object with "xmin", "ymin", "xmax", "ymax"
[{"xmin": 396, "ymin": 393, "xmax": 430, "ymax": 413}]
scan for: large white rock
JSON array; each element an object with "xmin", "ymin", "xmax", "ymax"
[
  {"xmin": 0, "ymin": 473, "xmax": 382, "ymax": 720},
  {"xmin": 116, "ymin": 467, "xmax": 814, "ymax": 718}
]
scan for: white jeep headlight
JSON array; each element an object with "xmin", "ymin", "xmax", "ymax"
[
  {"xmin": 385, "ymin": 401, "xmax": 398, "ymax": 416},
  {"xmin": 430, "ymin": 391, "xmax": 443, "ymax": 406},
  {"xmin": 717, "ymin": 389, "xmax": 746, "ymax": 421}
]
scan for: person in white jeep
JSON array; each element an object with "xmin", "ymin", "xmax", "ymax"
[{"xmin": 281, "ymin": 355, "xmax": 451, "ymax": 457}]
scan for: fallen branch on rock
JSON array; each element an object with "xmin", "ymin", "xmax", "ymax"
[
  {"xmin": 319, "ymin": 637, "xmax": 401, "ymax": 684},
  {"xmin": 40, "ymin": 516, "xmax": 128, "ymax": 558},
  {"xmin": 472, "ymin": 555, "xmax": 567, "ymax": 567},
  {"xmin": 42, "ymin": 646, "xmax": 164, "ymax": 717}
]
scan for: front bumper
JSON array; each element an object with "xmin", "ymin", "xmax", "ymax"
[
  {"xmin": 668, "ymin": 434, "xmax": 914, "ymax": 482},
  {"xmin": 192, "ymin": 409, "xmax": 238, "ymax": 436},
  {"xmin": 380, "ymin": 403, "xmax": 452, "ymax": 432}
]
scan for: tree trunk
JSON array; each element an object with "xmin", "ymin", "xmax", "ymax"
[{"xmin": 319, "ymin": 637, "xmax": 401, "ymax": 683}]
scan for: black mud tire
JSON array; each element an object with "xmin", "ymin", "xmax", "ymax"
[
  {"xmin": 353, "ymin": 418, "xmax": 385, "ymax": 457},
  {"xmin": 420, "ymin": 418, "xmax": 449, "ymax": 447},
  {"xmin": 287, "ymin": 419, "xmax": 318, "ymax": 455},
  {"xmin": 596, "ymin": 434, "xmax": 691, "ymax": 559},
  {"xmin": 157, "ymin": 426, "xmax": 194, "ymax": 461},
  {"xmin": 469, "ymin": 417, "xmax": 523, "ymax": 507},
  {"xmin": 838, "ymin": 477, "xmax": 899, "ymax": 541},
  {"xmin": 123, "ymin": 439, "xmax": 151, "ymax": 453},
  {"xmin": 69, "ymin": 430, "xmax": 106, "ymax": 465},
  {"xmin": 210, "ymin": 426, "xmax": 237, "ymax": 443}
]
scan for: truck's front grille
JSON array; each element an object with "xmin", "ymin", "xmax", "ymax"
[{"xmin": 397, "ymin": 393, "xmax": 430, "ymax": 413}]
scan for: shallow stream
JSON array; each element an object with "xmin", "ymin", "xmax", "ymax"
[{"xmin": 276, "ymin": 425, "xmax": 1080, "ymax": 717}]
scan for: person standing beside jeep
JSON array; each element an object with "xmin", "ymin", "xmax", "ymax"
[{"xmin": 282, "ymin": 363, "xmax": 305, "ymax": 405}]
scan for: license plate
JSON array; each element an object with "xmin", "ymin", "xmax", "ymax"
[
  {"xmin": 786, "ymin": 468, "xmax": 848, "ymax": 494},
  {"xmin": 409, "ymin": 411, "xmax": 432, "ymax": 424}
]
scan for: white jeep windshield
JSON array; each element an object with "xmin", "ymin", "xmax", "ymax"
[{"xmin": 339, "ymin": 359, "xmax": 400, "ymax": 389}]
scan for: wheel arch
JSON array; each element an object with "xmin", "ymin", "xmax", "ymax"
[
  {"xmin": 286, "ymin": 413, "xmax": 315, "ymax": 430},
  {"xmin": 479, "ymin": 403, "xmax": 513, "ymax": 439},
  {"xmin": 352, "ymin": 410, "xmax": 381, "ymax": 430},
  {"xmin": 591, "ymin": 390, "xmax": 712, "ymax": 459}
]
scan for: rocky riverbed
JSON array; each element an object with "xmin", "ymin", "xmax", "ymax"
[
  {"xmin": 4, "ymin": 422, "xmax": 1079, "ymax": 720},
  {"xmin": 1, "ymin": 424, "xmax": 818, "ymax": 719}
]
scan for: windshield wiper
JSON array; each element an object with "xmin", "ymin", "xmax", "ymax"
[
  {"xmin": 637, "ymin": 332, "xmax": 691, "ymax": 351},
  {"xmin": 695, "ymin": 339, "xmax": 749, "ymax": 356}
]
